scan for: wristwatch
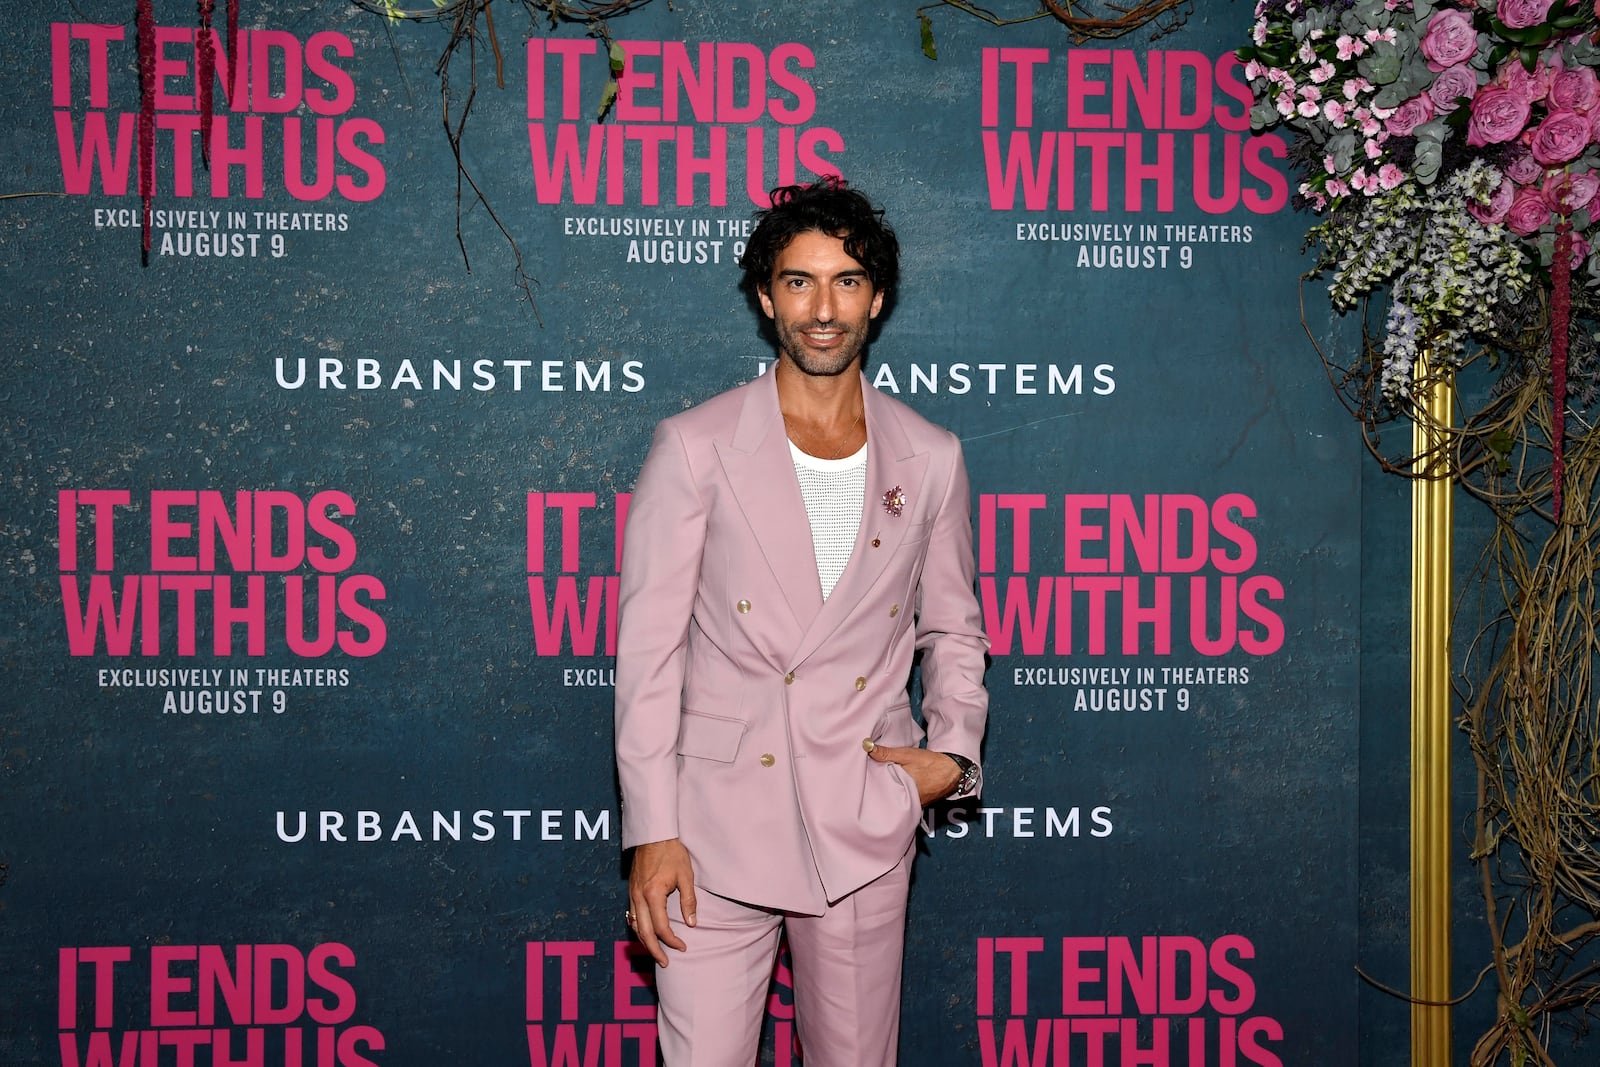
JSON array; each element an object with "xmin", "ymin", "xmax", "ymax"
[{"xmin": 943, "ymin": 753, "xmax": 980, "ymax": 797}]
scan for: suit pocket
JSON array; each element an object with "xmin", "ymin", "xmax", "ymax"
[
  {"xmin": 902, "ymin": 520, "xmax": 931, "ymax": 544},
  {"xmin": 873, "ymin": 702, "xmax": 921, "ymax": 748},
  {"xmin": 677, "ymin": 708, "xmax": 747, "ymax": 763}
]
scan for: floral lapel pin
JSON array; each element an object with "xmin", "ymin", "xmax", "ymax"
[{"xmin": 881, "ymin": 485, "xmax": 906, "ymax": 517}]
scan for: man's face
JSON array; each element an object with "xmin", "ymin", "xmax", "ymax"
[{"xmin": 758, "ymin": 230, "xmax": 885, "ymax": 378}]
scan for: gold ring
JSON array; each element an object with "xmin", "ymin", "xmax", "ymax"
[{"xmin": 625, "ymin": 909, "xmax": 636, "ymax": 924}]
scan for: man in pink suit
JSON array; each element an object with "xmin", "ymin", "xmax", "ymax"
[{"xmin": 614, "ymin": 178, "xmax": 988, "ymax": 1066}]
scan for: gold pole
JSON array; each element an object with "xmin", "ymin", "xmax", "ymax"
[{"xmin": 1411, "ymin": 360, "xmax": 1453, "ymax": 1065}]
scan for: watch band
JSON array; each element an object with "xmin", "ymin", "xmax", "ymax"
[{"xmin": 943, "ymin": 752, "xmax": 979, "ymax": 796}]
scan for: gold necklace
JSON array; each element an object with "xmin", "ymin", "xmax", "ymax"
[{"xmin": 783, "ymin": 410, "xmax": 863, "ymax": 460}]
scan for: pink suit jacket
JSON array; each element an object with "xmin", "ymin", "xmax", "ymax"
[{"xmin": 614, "ymin": 370, "xmax": 989, "ymax": 915}]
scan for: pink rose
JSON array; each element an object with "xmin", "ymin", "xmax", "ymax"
[
  {"xmin": 1497, "ymin": 0, "xmax": 1557, "ymax": 30},
  {"xmin": 1542, "ymin": 169, "xmax": 1600, "ymax": 214},
  {"xmin": 1467, "ymin": 87, "xmax": 1533, "ymax": 145},
  {"xmin": 1421, "ymin": 9, "xmax": 1478, "ymax": 71},
  {"xmin": 1469, "ymin": 170, "xmax": 1516, "ymax": 223},
  {"xmin": 1529, "ymin": 110, "xmax": 1592, "ymax": 165},
  {"xmin": 1549, "ymin": 66, "xmax": 1600, "ymax": 112},
  {"xmin": 1505, "ymin": 148, "xmax": 1544, "ymax": 185},
  {"xmin": 1496, "ymin": 59, "xmax": 1552, "ymax": 105},
  {"xmin": 1506, "ymin": 187, "xmax": 1553, "ymax": 234},
  {"xmin": 1428, "ymin": 64, "xmax": 1479, "ymax": 113},
  {"xmin": 1386, "ymin": 93, "xmax": 1436, "ymax": 136}
]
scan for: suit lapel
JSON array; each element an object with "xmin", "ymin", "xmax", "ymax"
[
  {"xmin": 713, "ymin": 373, "xmax": 823, "ymax": 633},
  {"xmin": 789, "ymin": 378, "xmax": 928, "ymax": 669}
]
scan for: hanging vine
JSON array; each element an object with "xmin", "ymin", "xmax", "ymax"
[
  {"xmin": 348, "ymin": 1, "xmax": 655, "ymax": 315},
  {"xmin": 916, "ymin": 0, "xmax": 1191, "ymax": 52}
]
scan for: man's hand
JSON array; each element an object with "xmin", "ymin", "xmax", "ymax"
[
  {"xmin": 868, "ymin": 744, "xmax": 962, "ymax": 807},
  {"xmin": 627, "ymin": 838, "xmax": 697, "ymax": 967}
]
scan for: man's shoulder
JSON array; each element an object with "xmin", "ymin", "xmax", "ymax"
[
  {"xmin": 866, "ymin": 382, "xmax": 961, "ymax": 453},
  {"xmin": 656, "ymin": 376, "xmax": 759, "ymax": 442}
]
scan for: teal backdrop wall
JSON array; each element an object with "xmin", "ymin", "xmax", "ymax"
[{"xmin": 0, "ymin": 2, "xmax": 1418, "ymax": 1063}]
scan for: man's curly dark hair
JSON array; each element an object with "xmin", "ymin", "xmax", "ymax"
[{"xmin": 738, "ymin": 176, "xmax": 900, "ymax": 298}]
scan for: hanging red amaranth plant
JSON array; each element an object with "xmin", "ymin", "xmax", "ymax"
[
  {"xmin": 1553, "ymin": 221, "xmax": 1571, "ymax": 522},
  {"xmin": 227, "ymin": 0, "xmax": 240, "ymax": 91},
  {"xmin": 133, "ymin": 2, "xmax": 242, "ymax": 258},
  {"xmin": 136, "ymin": 0, "xmax": 155, "ymax": 257},
  {"xmin": 197, "ymin": 0, "xmax": 216, "ymax": 167}
]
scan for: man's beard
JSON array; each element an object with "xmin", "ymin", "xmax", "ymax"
[{"xmin": 774, "ymin": 318, "xmax": 868, "ymax": 377}]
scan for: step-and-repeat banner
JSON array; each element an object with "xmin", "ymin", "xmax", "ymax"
[{"xmin": 2, "ymin": 3, "xmax": 1359, "ymax": 1063}]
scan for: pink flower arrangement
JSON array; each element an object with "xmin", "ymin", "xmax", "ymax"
[{"xmin": 1244, "ymin": 0, "xmax": 1600, "ymax": 247}]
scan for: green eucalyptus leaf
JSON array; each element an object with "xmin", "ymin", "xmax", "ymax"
[
  {"xmin": 919, "ymin": 14, "xmax": 938, "ymax": 60},
  {"xmin": 609, "ymin": 41, "xmax": 626, "ymax": 74},
  {"xmin": 1413, "ymin": 117, "xmax": 1450, "ymax": 142},
  {"xmin": 1358, "ymin": 43, "xmax": 1402, "ymax": 85},
  {"xmin": 1249, "ymin": 102, "xmax": 1281, "ymax": 131},
  {"xmin": 1414, "ymin": 139, "xmax": 1442, "ymax": 183},
  {"xmin": 597, "ymin": 77, "xmax": 618, "ymax": 120},
  {"xmin": 1329, "ymin": 131, "xmax": 1357, "ymax": 173},
  {"xmin": 1373, "ymin": 84, "xmax": 1406, "ymax": 108}
]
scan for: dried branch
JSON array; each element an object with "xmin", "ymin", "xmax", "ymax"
[{"xmin": 921, "ymin": 0, "xmax": 1190, "ymax": 44}]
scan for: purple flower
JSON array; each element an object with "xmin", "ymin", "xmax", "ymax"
[
  {"xmin": 1420, "ymin": 9, "xmax": 1478, "ymax": 72},
  {"xmin": 1467, "ymin": 87, "xmax": 1533, "ymax": 146},
  {"xmin": 1542, "ymin": 169, "xmax": 1600, "ymax": 214},
  {"xmin": 1506, "ymin": 149, "xmax": 1544, "ymax": 185},
  {"xmin": 1427, "ymin": 64, "xmax": 1479, "ymax": 113},
  {"xmin": 1468, "ymin": 169, "xmax": 1516, "ymax": 224},
  {"xmin": 1549, "ymin": 65, "xmax": 1600, "ymax": 113},
  {"xmin": 1497, "ymin": 0, "xmax": 1557, "ymax": 30},
  {"xmin": 1386, "ymin": 93, "xmax": 1436, "ymax": 136},
  {"xmin": 1506, "ymin": 186, "xmax": 1553, "ymax": 234},
  {"xmin": 1529, "ymin": 110, "xmax": 1593, "ymax": 165}
]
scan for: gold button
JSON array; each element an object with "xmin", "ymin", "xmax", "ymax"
[
  {"xmin": 760, "ymin": 753, "xmax": 776, "ymax": 767},
  {"xmin": 737, "ymin": 599, "xmax": 751, "ymax": 614},
  {"xmin": 889, "ymin": 604, "xmax": 900, "ymax": 617},
  {"xmin": 854, "ymin": 676, "xmax": 867, "ymax": 691},
  {"xmin": 784, "ymin": 671, "xmax": 795, "ymax": 685},
  {"xmin": 871, "ymin": 537, "xmax": 881, "ymax": 547},
  {"xmin": 862, "ymin": 738, "xmax": 876, "ymax": 752}
]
